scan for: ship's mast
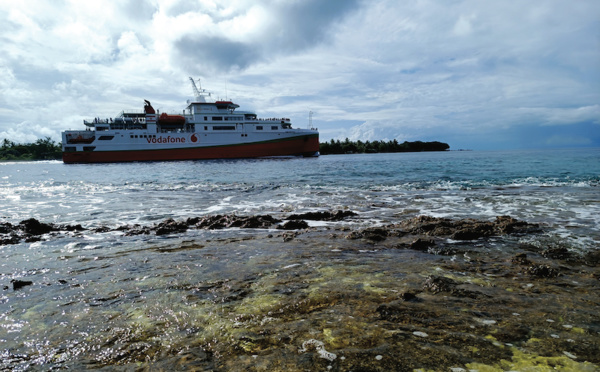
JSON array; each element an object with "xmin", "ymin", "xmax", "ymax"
[{"xmin": 189, "ymin": 77, "xmax": 211, "ymax": 103}]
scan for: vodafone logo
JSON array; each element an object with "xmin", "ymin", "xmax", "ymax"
[
  {"xmin": 146, "ymin": 136, "xmax": 185, "ymax": 144},
  {"xmin": 191, "ymin": 133, "xmax": 198, "ymax": 143}
]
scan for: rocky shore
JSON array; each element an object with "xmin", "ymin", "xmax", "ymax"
[{"xmin": 2, "ymin": 211, "xmax": 599, "ymax": 371}]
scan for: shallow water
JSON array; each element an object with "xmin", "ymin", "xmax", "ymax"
[{"xmin": 1, "ymin": 149, "xmax": 599, "ymax": 370}]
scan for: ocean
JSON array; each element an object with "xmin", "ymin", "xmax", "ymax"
[{"xmin": 1, "ymin": 148, "xmax": 599, "ymax": 371}]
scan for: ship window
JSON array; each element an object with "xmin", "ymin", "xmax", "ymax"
[
  {"xmin": 271, "ymin": 126, "xmax": 278, "ymax": 130},
  {"xmin": 213, "ymin": 116, "xmax": 223, "ymax": 121},
  {"xmin": 204, "ymin": 126, "xmax": 208, "ymax": 130},
  {"xmin": 64, "ymin": 146, "xmax": 76, "ymax": 152},
  {"xmin": 256, "ymin": 126, "xmax": 263, "ymax": 130},
  {"xmin": 99, "ymin": 136, "xmax": 115, "ymax": 140},
  {"xmin": 204, "ymin": 116, "xmax": 207, "ymax": 120},
  {"xmin": 213, "ymin": 125, "xmax": 236, "ymax": 130},
  {"xmin": 83, "ymin": 146, "xmax": 96, "ymax": 152}
]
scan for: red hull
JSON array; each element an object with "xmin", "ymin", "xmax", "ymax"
[{"xmin": 63, "ymin": 135, "xmax": 319, "ymax": 163}]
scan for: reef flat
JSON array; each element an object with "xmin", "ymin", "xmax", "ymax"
[{"xmin": 1, "ymin": 212, "xmax": 599, "ymax": 371}]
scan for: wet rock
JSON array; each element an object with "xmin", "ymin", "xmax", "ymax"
[
  {"xmin": 583, "ymin": 250, "xmax": 600, "ymax": 266},
  {"xmin": 192, "ymin": 214, "xmax": 280, "ymax": 230},
  {"xmin": 122, "ymin": 225, "xmax": 151, "ymax": 236},
  {"xmin": 399, "ymin": 215, "xmax": 456, "ymax": 235},
  {"xmin": 19, "ymin": 218, "xmax": 56, "ymax": 235},
  {"xmin": 347, "ymin": 227, "xmax": 390, "ymax": 241},
  {"xmin": 524, "ymin": 264, "xmax": 560, "ymax": 278},
  {"xmin": 64, "ymin": 224, "xmax": 85, "ymax": 232},
  {"xmin": 409, "ymin": 238, "xmax": 435, "ymax": 251},
  {"xmin": 1, "ymin": 218, "xmax": 88, "ymax": 245},
  {"xmin": 155, "ymin": 218, "xmax": 188, "ymax": 235},
  {"xmin": 1, "ymin": 234, "xmax": 20, "ymax": 245},
  {"xmin": 399, "ymin": 215, "xmax": 540, "ymax": 240},
  {"xmin": 494, "ymin": 215, "xmax": 540, "ymax": 234},
  {"xmin": 286, "ymin": 210, "xmax": 357, "ymax": 221},
  {"xmin": 511, "ymin": 253, "xmax": 532, "ymax": 265},
  {"xmin": 229, "ymin": 215, "xmax": 281, "ymax": 228},
  {"xmin": 376, "ymin": 300, "xmax": 438, "ymax": 322},
  {"xmin": 93, "ymin": 226, "xmax": 113, "ymax": 233},
  {"xmin": 282, "ymin": 232, "xmax": 299, "ymax": 242},
  {"xmin": 11, "ymin": 279, "xmax": 33, "ymax": 290},
  {"xmin": 493, "ymin": 323, "xmax": 532, "ymax": 343},
  {"xmin": 423, "ymin": 275, "xmax": 483, "ymax": 298},
  {"xmin": 0, "ymin": 222, "xmax": 13, "ymax": 234},
  {"xmin": 235, "ymin": 331, "xmax": 271, "ymax": 353},
  {"xmin": 423, "ymin": 275, "xmax": 459, "ymax": 294},
  {"xmin": 450, "ymin": 224, "xmax": 494, "ymax": 240},
  {"xmin": 400, "ymin": 291, "xmax": 420, "ymax": 301},
  {"xmin": 541, "ymin": 247, "xmax": 573, "ymax": 260},
  {"xmin": 278, "ymin": 220, "xmax": 309, "ymax": 230}
]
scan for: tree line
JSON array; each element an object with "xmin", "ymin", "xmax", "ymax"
[
  {"xmin": 319, "ymin": 139, "xmax": 449, "ymax": 155},
  {"xmin": 0, "ymin": 138, "xmax": 62, "ymax": 161}
]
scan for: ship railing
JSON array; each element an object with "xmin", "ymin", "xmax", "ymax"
[{"xmin": 256, "ymin": 118, "xmax": 292, "ymax": 123}]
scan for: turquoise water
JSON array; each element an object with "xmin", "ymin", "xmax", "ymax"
[{"xmin": 1, "ymin": 148, "xmax": 599, "ymax": 370}]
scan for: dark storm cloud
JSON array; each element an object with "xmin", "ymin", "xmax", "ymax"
[
  {"xmin": 271, "ymin": 0, "xmax": 362, "ymax": 49},
  {"xmin": 176, "ymin": 35, "xmax": 261, "ymax": 72},
  {"xmin": 173, "ymin": 0, "xmax": 361, "ymax": 73}
]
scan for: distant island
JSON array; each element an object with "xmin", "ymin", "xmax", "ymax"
[
  {"xmin": 319, "ymin": 139, "xmax": 449, "ymax": 155},
  {"xmin": 1, "ymin": 138, "xmax": 62, "ymax": 161},
  {"xmin": 1, "ymin": 137, "xmax": 450, "ymax": 161}
]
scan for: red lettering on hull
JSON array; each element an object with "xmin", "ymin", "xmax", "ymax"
[
  {"xmin": 146, "ymin": 136, "xmax": 186, "ymax": 144},
  {"xmin": 63, "ymin": 135, "xmax": 319, "ymax": 163}
]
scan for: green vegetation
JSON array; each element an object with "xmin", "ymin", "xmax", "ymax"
[
  {"xmin": 0, "ymin": 138, "xmax": 62, "ymax": 161},
  {"xmin": 319, "ymin": 139, "xmax": 449, "ymax": 155}
]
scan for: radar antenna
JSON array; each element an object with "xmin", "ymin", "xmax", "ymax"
[{"xmin": 189, "ymin": 77, "xmax": 210, "ymax": 103}]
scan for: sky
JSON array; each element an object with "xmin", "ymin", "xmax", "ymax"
[{"xmin": 0, "ymin": 0, "xmax": 599, "ymax": 150}]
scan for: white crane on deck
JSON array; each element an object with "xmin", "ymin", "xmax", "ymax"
[{"xmin": 189, "ymin": 77, "xmax": 210, "ymax": 103}]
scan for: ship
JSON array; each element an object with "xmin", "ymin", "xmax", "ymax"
[{"xmin": 61, "ymin": 79, "xmax": 319, "ymax": 163}]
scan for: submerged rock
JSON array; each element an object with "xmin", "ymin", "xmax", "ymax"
[
  {"xmin": 423, "ymin": 275, "xmax": 459, "ymax": 294},
  {"xmin": 541, "ymin": 246, "xmax": 573, "ymax": 260},
  {"xmin": 423, "ymin": 275, "xmax": 483, "ymax": 298},
  {"xmin": 511, "ymin": 253, "xmax": 532, "ymax": 265},
  {"xmin": 524, "ymin": 264, "xmax": 560, "ymax": 278}
]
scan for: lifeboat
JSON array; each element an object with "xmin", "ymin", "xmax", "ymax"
[{"xmin": 158, "ymin": 113, "xmax": 186, "ymax": 125}]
